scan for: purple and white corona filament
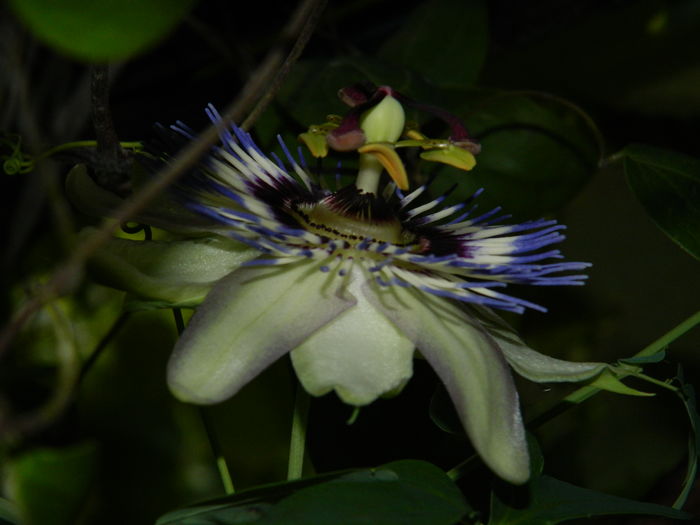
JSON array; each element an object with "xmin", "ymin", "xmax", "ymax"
[
  {"xmin": 78, "ymin": 89, "xmax": 612, "ymax": 485},
  {"xmin": 173, "ymin": 104, "xmax": 588, "ymax": 315}
]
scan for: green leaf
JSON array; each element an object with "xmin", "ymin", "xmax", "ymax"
[
  {"xmin": 155, "ymin": 470, "xmax": 351, "ymax": 525},
  {"xmin": 431, "ymin": 91, "xmax": 602, "ymax": 220},
  {"xmin": 621, "ymin": 143, "xmax": 700, "ymax": 260},
  {"xmin": 8, "ymin": 0, "xmax": 195, "ymax": 62},
  {"xmin": 489, "ymin": 475, "xmax": 693, "ymax": 525},
  {"xmin": 7, "ymin": 442, "xmax": 98, "ymax": 525},
  {"xmin": 378, "ymin": 0, "xmax": 488, "ymax": 87},
  {"xmin": 264, "ymin": 461, "xmax": 465, "ymax": 525},
  {"xmin": 157, "ymin": 460, "xmax": 467, "ymax": 525}
]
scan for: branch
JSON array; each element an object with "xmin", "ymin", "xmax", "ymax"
[{"xmin": 90, "ymin": 64, "xmax": 131, "ymax": 195}]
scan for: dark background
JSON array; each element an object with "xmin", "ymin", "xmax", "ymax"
[{"xmin": 1, "ymin": 1, "xmax": 699, "ymax": 523}]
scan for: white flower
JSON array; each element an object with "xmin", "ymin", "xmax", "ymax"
[{"xmin": 70, "ymin": 88, "xmax": 612, "ymax": 484}]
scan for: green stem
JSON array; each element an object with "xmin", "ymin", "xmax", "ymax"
[
  {"xmin": 287, "ymin": 380, "xmax": 311, "ymax": 480},
  {"xmin": 3, "ymin": 140, "xmax": 144, "ymax": 175},
  {"xmin": 78, "ymin": 311, "xmax": 130, "ymax": 383},
  {"xmin": 446, "ymin": 454, "xmax": 478, "ymax": 482},
  {"xmin": 672, "ymin": 385, "xmax": 697, "ymax": 510},
  {"xmin": 564, "ymin": 310, "xmax": 700, "ymax": 406},
  {"xmin": 199, "ymin": 407, "xmax": 235, "ymax": 495},
  {"xmin": 635, "ymin": 310, "xmax": 700, "ymax": 358},
  {"xmin": 171, "ymin": 308, "xmax": 234, "ymax": 495},
  {"xmin": 531, "ymin": 310, "xmax": 700, "ymax": 423},
  {"xmin": 629, "ymin": 372, "xmax": 678, "ymax": 392},
  {"xmin": 35, "ymin": 140, "xmax": 143, "ymax": 162},
  {"xmin": 346, "ymin": 406, "xmax": 361, "ymax": 425}
]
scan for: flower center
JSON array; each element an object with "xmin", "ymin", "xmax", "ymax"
[{"xmin": 290, "ymin": 190, "xmax": 414, "ymax": 246}]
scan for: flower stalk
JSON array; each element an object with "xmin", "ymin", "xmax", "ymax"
[
  {"xmin": 173, "ymin": 308, "xmax": 235, "ymax": 495},
  {"xmin": 287, "ymin": 381, "xmax": 311, "ymax": 481}
]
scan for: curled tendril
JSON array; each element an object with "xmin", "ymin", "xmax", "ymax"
[
  {"xmin": 3, "ymin": 157, "xmax": 24, "ymax": 175},
  {"xmin": 120, "ymin": 222, "xmax": 152, "ymax": 241},
  {"xmin": 1, "ymin": 134, "xmax": 34, "ymax": 175}
]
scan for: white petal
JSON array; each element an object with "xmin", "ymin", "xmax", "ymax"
[
  {"xmin": 367, "ymin": 283, "xmax": 529, "ymax": 485},
  {"xmin": 84, "ymin": 228, "xmax": 259, "ymax": 306},
  {"xmin": 468, "ymin": 305, "xmax": 606, "ymax": 383},
  {"xmin": 291, "ymin": 267, "xmax": 414, "ymax": 406},
  {"xmin": 167, "ymin": 262, "xmax": 355, "ymax": 404}
]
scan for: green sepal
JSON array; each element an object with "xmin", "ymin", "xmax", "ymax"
[
  {"xmin": 81, "ymin": 228, "xmax": 259, "ymax": 307},
  {"xmin": 122, "ymin": 296, "xmax": 202, "ymax": 312},
  {"xmin": 588, "ymin": 368, "xmax": 654, "ymax": 397},
  {"xmin": 66, "ymin": 164, "xmax": 221, "ymax": 234}
]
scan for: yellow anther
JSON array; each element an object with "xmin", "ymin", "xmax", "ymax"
[
  {"xmin": 298, "ymin": 129, "xmax": 330, "ymax": 158},
  {"xmin": 405, "ymin": 129, "xmax": 427, "ymax": 141},
  {"xmin": 420, "ymin": 145, "xmax": 476, "ymax": 171},
  {"xmin": 358, "ymin": 142, "xmax": 409, "ymax": 190}
]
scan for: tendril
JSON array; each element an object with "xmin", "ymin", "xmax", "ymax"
[
  {"xmin": 1, "ymin": 135, "xmax": 143, "ymax": 176},
  {"xmin": 120, "ymin": 222, "xmax": 152, "ymax": 241}
]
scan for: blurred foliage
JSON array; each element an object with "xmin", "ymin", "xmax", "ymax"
[
  {"xmin": 7, "ymin": 442, "xmax": 98, "ymax": 525},
  {"xmin": 1, "ymin": 0, "xmax": 699, "ymax": 524},
  {"xmin": 7, "ymin": 0, "xmax": 196, "ymax": 62}
]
